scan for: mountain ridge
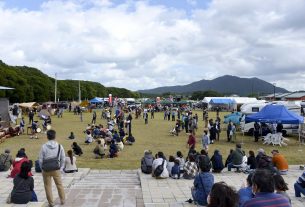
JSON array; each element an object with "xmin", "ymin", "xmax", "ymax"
[{"xmin": 139, "ymin": 75, "xmax": 289, "ymax": 96}]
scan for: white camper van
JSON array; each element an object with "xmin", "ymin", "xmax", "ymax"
[{"xmin": 240, "ymin": 101, "xmax": 301, "ymax": 136}]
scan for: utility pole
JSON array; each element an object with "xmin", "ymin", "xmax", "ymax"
[
  {"xmin": 54, "ymin": 73, "xmax": 57, "ymax": 103},
  {"xmin": 273, "ymin": 83, "xmax": 276, "ymax": 101},
  {"xmin": 78, "ymin": 80, "xmax": 81, "ymax": 102}
]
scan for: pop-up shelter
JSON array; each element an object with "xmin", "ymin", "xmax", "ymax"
[
  {"xmin": 245, "ymin": 104, "xmax": 304, "ymax": 143},
  {"xmin": 245, "ymin": 104, "xmax": 304, "ymax": 124},
  {"xmin": 89, "ymin": 97, "xmax": 104, "ymax": 104}
]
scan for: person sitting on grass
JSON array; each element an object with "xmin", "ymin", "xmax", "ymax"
[
  {"xmin": 93, "ymin": 140, "xmax": 105, "ymax": 159},
  {"xmin": 210, "ymin": 149, "xmax": 224, "ymax": 173},
  {"xmin": 273, "ymin": 174, "xmax": 291, "ymax": 204},
  {"xmin": 238, "ymin": 173, "xmax": 254, "ymax": 207},
  {"xmin": 64, "ymin": 150, "xmax": 78, "ymax": 173},
  {"xmin": 183, "ymin": 154, "xmax": 198, "ymax": 179},
  {"xmin": 8, "ymin": 161, "xmax": 38, "ymax": 204},
  {"xmin": 152, "ymin": 151, "xmax": 169, "ymax": 179},
  {"xmin": 243, "ymin": 169, "xmax": 291, "ymax": 207},
  {"xmin": 119, "ymin": 128, "xmax": 125, "ymax": 140},
  {"xmin": 207, "ymin": 182, "xmax": 239, "ymax": 207},
  {"xmin": 115, "ymin": 135, "xmax": 124, "ymax": 151},
  {"xmin": 124, "ymin": 134, "xmax": 135, "ymax": 145},
  {"xmin": 190, "ymin": 157, "xmax": 214, "ymax": 206},
  {"xmin": 72, "ymin": 142, "xmax": 83, "ymax": 156},
  {"xmin": 109, "ymin": 140, "xmax": 118, "ymax": 158},
  {"xmin": 294, "ymin": 170, "xmax": 305, "ymax": 198},
  {"xmin": 84, "ymin": 130, "xmax": 93, "ymax": 144},
  {"xmin": 68, "ymin": 132, "xmax": 75, "ymax": 140}
]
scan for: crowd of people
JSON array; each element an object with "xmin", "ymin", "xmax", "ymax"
[
  {"xmin": 1, "ymin": 105, "xmax": 305, "ymax": 206},
  {"xmin": 140, "ymin": 144, "xmax": 304, "ymax": 206}
]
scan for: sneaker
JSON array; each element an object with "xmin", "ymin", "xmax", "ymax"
[{"xmin": 185, "ymin": 198, "xmax": 193, "ymax": 203}]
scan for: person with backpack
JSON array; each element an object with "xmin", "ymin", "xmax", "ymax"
[
  {"xmin": 152, "ymin": 152, "xmax": 169, "ymax": 179},
  {"xmin": 0, "ymin": 149, "xmax": 13, "ymax": 172},
  {"xmin": 38, "ymin": 130, "xmax": 65, "ymax": 207},
  {"xmin": 141, "ymin": 150, "xmax": 154, "ymax": 174}
]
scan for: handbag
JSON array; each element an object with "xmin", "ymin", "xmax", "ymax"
[
  {"xmin": 42, "ymin": 144, "xmax": 61, "ymax": 172},
  {"xmin": 153, "ymin": 159, "xmax": 165, "ymax": 177}
]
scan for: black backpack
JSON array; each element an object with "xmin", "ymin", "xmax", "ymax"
[
  {"xmin": 142, "ymin": 158, "xmax": 152, "ymax": 174},
  {"xmin": 153, "ymin": 159, "xmax": 165, "ymax": 177}
]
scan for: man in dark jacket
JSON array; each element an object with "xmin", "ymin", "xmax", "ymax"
[
  {"xmin": 227, "ymin": 144, "xmax": 243, "ymax": 171},
  {"xmin": 141, "ymin": 150, "xmax": 154, "ymax": 174}
]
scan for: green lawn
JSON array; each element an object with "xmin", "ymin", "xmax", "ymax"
[{"xmin": 1, "ymin": 110, "xmax": 304, "ymax": 169}]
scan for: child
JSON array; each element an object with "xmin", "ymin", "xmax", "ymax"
[
  {"xmin": 171, "ymin": 159, "xmax": 180, "ymax": 179},
  {"xmin": 85, "ymin": 130, "xmax": 93, "ymax": 144},
  {"xmin": 202, "ymin": 130, "xmax": 210, "ymax": 151},
  {"xmin": 109, "ymin": 140, "xmax": 118, "ymax": 158},
  {"xmin": 68, "ymin": 132, "xmax": 75, "ymax": 140}
]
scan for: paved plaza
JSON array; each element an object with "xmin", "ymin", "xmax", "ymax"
[{"xmin": 0, "ymin": 166, "xmax": 304, "ymax": 207}]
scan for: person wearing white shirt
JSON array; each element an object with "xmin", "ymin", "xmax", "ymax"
[
  {"xmin": 85, "ymin": 131, "xmax": 93, "ymax": 144},
  {"xmin": 64, "ymin": 150, "xmax": 77, "ymax": 173},
  {"xmin": 152, "ymin": 152, "xmax": 169, "ymax": 179}
]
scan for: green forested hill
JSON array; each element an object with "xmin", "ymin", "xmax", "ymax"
[{"xmin": 0, "ymin": 60, "xmax": 139, "ymax": 103}]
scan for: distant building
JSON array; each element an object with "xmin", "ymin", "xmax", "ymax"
[
  {"xmin": 284, "ymin": 91, "xmax": 305, "ymax": 101},
  {"xmin": 263, "ymin": 93, "xmax": 292, "ymax": 101}
]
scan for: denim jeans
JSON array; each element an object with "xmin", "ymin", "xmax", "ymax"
[{"xmin": 294, "ymin": 182, "xmax": 305, "ymax": 197}]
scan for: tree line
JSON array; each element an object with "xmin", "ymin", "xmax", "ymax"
[{"xmin": 0, "ymin": 60, "xmax": 140, "ymax": 103}]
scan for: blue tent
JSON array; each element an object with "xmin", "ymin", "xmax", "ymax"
[
  {"xmin": 90, "ymin": 97, "xmax": 103, "ymax": 104},
  {"xmin": 224, "ymin": 112, "xmax": 242, "ymax": 124},
  {"xmin": 245, "ymin": 104, "xmax": 304, "ymax": 124}
]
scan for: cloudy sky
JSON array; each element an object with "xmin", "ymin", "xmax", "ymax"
[{"xmin": 0, "ymin": 0, "xmax": 305, "ymax": 91}]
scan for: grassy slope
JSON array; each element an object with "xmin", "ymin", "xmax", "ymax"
[{"xmin": 1, "ymin": 111, "xmax": 304, "ymax": 169}]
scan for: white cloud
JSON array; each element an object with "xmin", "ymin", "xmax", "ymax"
[{"xmin": 0, "ymin": 0, "xmax": 305, "ymax": 92}]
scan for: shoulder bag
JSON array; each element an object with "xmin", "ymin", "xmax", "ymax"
[{"xmin": 42, "ymin": 144, "xmax": 61, "ymax": 172}]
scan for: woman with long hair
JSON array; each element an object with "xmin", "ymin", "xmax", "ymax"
[
  {"xmin": 207, "ymin": 182, "xmax": 239, "ymax": 207},
  {"xmin": 10, "ymin": 161, "xmax": 38, "ymax": 204},
  {"xmin": 64, "ymin": 150, "xmax": 78, "ymax": 173}
]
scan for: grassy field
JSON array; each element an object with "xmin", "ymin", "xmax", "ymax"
[{"xmin": 1, "ymin": 110, "xmax": 304, "ymax": 169}]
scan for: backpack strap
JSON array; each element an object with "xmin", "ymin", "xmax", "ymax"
[{"xmin": 57, "ymin": 144, "xmax": 61, "ymax": 160}]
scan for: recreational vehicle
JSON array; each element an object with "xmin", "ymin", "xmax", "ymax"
[{"xmin": 240, "ymin": 101, "xmax": 301, "ymax": 136}]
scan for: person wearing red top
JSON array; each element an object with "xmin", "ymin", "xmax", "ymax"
[
  {"xmin": 187, "ymin": 130, "xmax": 196, "ymax": 149},
  {"xmin": 10, "ymin": 151, "xmax": 33, "ymax": 178}
]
